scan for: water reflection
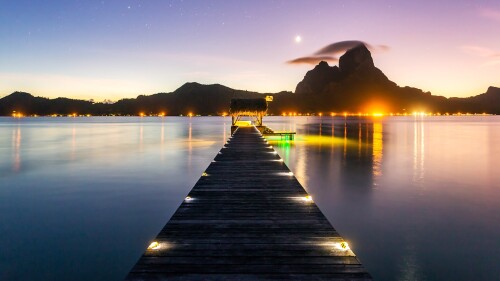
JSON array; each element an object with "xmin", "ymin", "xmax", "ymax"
[
  {"xmin": 413, "ymin": 116, "xmax": 425, "ymax": 188},
  {"xmin": 372, "ymin": 121, "xmax": 383, "ymax": 178},
  {"xmin": 12, "ymin": 126, "xmax": 21, "ymax": 172},
  {"xmin": 270, "ymin": 118, "xmax": 379, "ymax": 190}
]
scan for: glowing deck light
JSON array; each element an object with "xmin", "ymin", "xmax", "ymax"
[
  {"xmin": 335, "ymin": 242, "xmax": 350, "ymax": 251},
  {"xmin": 185, "ymin": 196, "xmax": 193, "ymax": 201},
  {"xmin": 188, "ymin": 112, "xmax": 193, "ymax": 117},
  {"xmin": 202, "ymin": 172, "xmax": 208, "ymax": 176},
  {"xmin": 287, "ymin": 171, "xmax": 294, "ymax": 176},
  {"xmin": 148, "ymin": 241, "xmax": 160, "ymax": 250},
  {"xmin": 139, "ymin": 112, "xmax": 145, "ymax": 117},
  {"xmin": 303, "ymin": 195, "xmax": 313, "ymax": 202},
  {"xmin": 218, "ymin": 152, "xmax": 222, "ymax": 154}
]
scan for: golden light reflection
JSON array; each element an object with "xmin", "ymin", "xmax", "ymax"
[
  {"xmin": 372, "ymin": 122, "xmax": 383, "ymax": 177},
  {"xmin": 188, "ymin": 121, "xmax": 192, "ymax": 153}
]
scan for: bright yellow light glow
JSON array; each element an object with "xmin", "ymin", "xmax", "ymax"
[
  {"xmin": 303, "ymin": 195, "xmax": 313, "ymax": 202},
  {"xmin": 202, "ymin": 172, "xmax": 208, "ymax": 176},
  {"xmin": 372, "ymin": 113, "xmax": 384, "ymax": 117},
  {"xmin": 139, "ymin": 112, "xmax": 145, "ymax": 117},
  {"xmin": 235, "ymin": 121, "xmax": 252, "ymax": 126},
  {"xmin": 335, "ymin": 241, "xmax": 350, "ymax": 251},
  {"xmin": 185, "ymin": 196, "xmax": 192, "ymax": 201},
  {"xmin": 222, "ymin": 112, "xmax": 227, "ymax": 117},
  {"xmin": 148, "ymin": 241, "xmax": 160, "ymax": 250},
  {"xmin": 188, "ymin": 112, "xmax": 193, "ymax": 117}
]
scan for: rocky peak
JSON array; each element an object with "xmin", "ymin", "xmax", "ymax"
[
  {"xmin": 486, "ymin": 86, "xmax": 500, "ymax": 94},
  {"xmin": 294, "ymin": 61, "xmax": 340, "ymax": 94},
  {"xmin": 338, "ymin": 44, "xmax": 374, "ymax": 74}
]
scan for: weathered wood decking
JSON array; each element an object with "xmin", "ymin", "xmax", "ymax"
[{"xmin": 126, "ymin": 126, "xmax": 372, "ymax": 280}]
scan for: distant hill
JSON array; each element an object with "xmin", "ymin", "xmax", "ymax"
[{"xmin": 1, "ymin": 44, "xmax": 499, "ymax": 115}]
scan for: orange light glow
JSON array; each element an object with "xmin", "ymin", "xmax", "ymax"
[
  {"xmin": 139, "ymin": 112, "xmax": 145, "ymax": 117},
  {"xmin": 12, "ymin": 112, "xmax": 23, "ymax": 118},
  {"xmin": 188, "ymin": 112, "xmax": 193, "ymax": 117}
]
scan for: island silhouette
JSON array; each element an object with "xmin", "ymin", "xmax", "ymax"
[{"xmin": 1, "ymin": 44, "xmax": 499, "ymax": 116}]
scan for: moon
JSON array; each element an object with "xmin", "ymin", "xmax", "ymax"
[{"xmin": 295, "ymin": 35, "xmax": 302, "ymax": 43}]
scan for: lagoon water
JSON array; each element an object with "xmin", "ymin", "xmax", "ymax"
[{"xmin": 0, "ymin": 116, "xmax": 499, "ymax": 280}]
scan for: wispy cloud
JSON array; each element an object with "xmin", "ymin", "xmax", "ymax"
[
  {"xmin": 460, "ymin": 45, "xmax": 500, "ymax": 66},
  {"xmin": 287, "ymin": 56, "xmax": 338, "ymax": 65},
  {"xmin": 479, "ymin": 8, "xmax": 500, "ymax": 21},
  {"xmin": 287, "ymin": 40, "xmax": 389, "ymax": 65}
]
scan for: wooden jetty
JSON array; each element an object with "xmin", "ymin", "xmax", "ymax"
[{"xmin": 126, "ymin": 126, "xmax": 372, "ymax": 280}]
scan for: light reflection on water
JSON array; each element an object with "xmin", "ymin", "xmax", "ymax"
[
  {"xmin": 0, "ymin": 116, "xmax": 499, "ymax": 281},
  {"xmin": 0, "ymin": 117, "xmax": 230, "ymax": 281},
  {"xmin": 266, "ymin": 116, "xmax": 500, "ymax": 281}
]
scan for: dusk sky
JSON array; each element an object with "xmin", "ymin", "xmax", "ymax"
[{"xmin": 1, "ymin": 0, "xmax": 499, "ymax": 101}]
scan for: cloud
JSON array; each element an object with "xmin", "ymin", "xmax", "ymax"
[
  {"xmin": 287, "ymin": 40, "xmax": 389, "ymax": 65},
  {"xmin": 286, "ymin": 56, "xmax": 338, "ymax": 65},
  {"xmin": 460, "ymin": 45, "xmax": 500, "ymax": 67},
  {"xmin": 480, "ymin": 8, "xmax": 500, "ymax": 21},
  {"xmin": 460, "ymin": 45, "xmax": 500, "ymax": 58}
]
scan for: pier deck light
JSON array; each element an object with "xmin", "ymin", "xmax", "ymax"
[
  {"xmin": 303, "ymin": 195, "xmax": 313, "ymax": 202},
  {"xmin": 185, "ymin": 196, "xmax": 193, "ymax": 201},
  {"xmin": 202, "ymin": 172, "xmax": 208, "ymax": 176},
  {"xmin": 148, "ymin": 241, "xmax": 160, "ymax": 250},
  {"xmin": 335, "ymin": 241, "xmax": 350, "ymax": 251}
]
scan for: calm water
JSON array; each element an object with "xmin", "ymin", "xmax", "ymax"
[{"xmin": 1, "ymin": 116, "xmax": 499, "ymax": 280}]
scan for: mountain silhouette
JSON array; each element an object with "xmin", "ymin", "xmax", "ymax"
[{"xmin": 1, "ymin": 44, "xmax": 499, "ymax": 115}]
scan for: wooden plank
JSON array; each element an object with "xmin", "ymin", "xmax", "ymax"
[{"xmin": 126, "ymin": 126, "xmax": 372, "ymax": 280}]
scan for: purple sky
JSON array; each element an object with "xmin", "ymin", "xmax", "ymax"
[{"xmin": 1, "ymin": 0, "xmax": 499, "ymax": 100}]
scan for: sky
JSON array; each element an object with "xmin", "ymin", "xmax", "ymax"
[{"xmin": 1, "ymin": 0, "xmax": 499, "ymax": 101}]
